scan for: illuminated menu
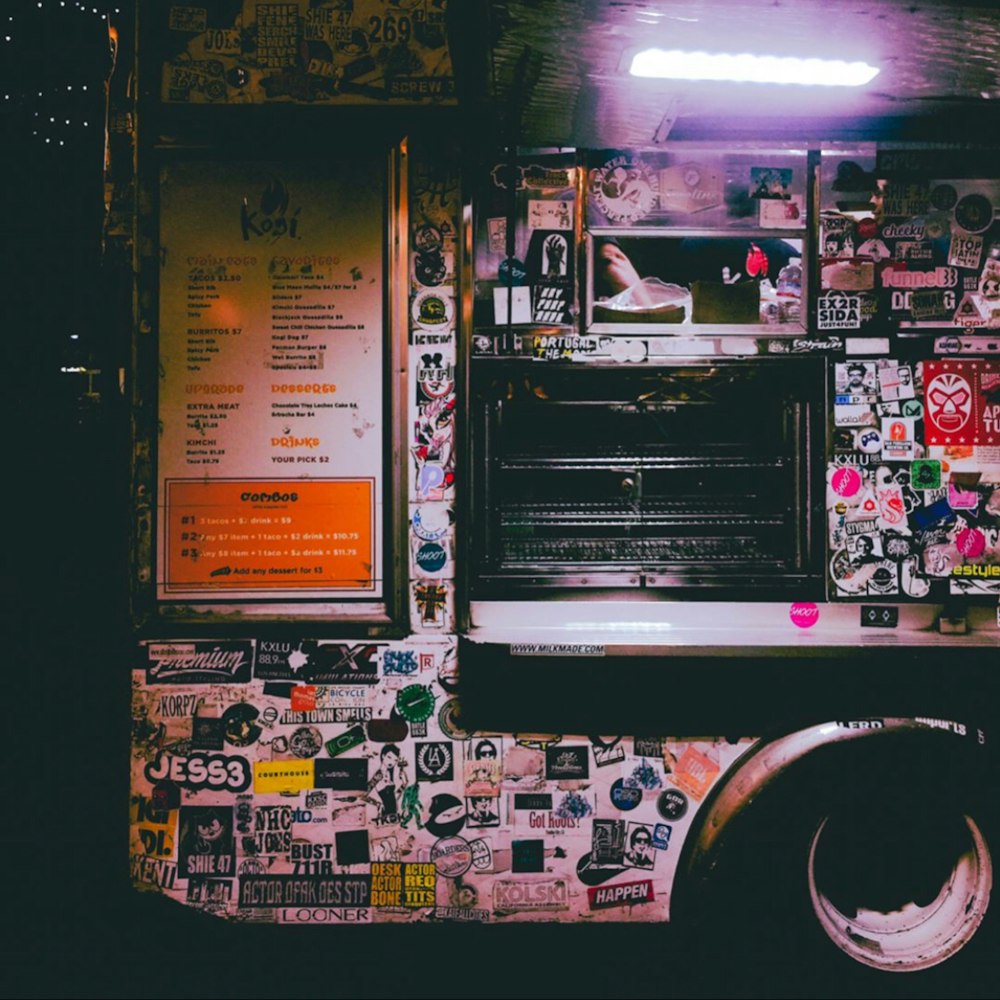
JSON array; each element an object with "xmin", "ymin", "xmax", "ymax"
[{"xmin": 157, "ymin": 160, "xmax": 384, "ymax": 598}]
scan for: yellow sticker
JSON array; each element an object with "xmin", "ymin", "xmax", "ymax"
[{"xmin": 253, "ymin": 760, "xmax": 314, "ymax": 794}]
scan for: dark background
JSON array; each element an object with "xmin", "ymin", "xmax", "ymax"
[{"xmin": 2, "ymin": 3, "xmax": 997, "ymax": 997}]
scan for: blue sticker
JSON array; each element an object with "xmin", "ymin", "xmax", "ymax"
[
  {"xmin": 415, "ymin": 542, "xmax": 447, "ymax": 573},
  {"xmin": 652, "ymin": 824, "xmax": 672, "ymax": 850}
]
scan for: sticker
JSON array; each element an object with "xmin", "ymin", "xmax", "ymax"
[
  {"xmin": 412, "ymin": 505, "xmax": 451, "ymax": 541},
  {"xmin": 414, "ymin": 251, "xmax": 448, "ymax": 287},
  {"xmin": 877, "ymin": 362, "xmax": 916, "ymax": 401},
  {"xmin": 222, "ymin": 704, "xmax": 262, "ymax": 747},
  {"xmin": 856, "ymin": 427, "xmax": 884, "ymax": 453},
  {"xmin": 324, "ymin": 725, "xmax": 365, "ymax": 758},
  {"xmin": 656, "ymin": 788, "xmax": 688, "ymax": 821},
  {"xmin": 425, "ymin": 793, "xmax": 466, "ymax": 838},
  {"xmin": 789, "ymin": 602, "xmax": 819, "ymax": 629},
  {"xmin": 314, "ymin": 758, "xmax": 368, "ymax": 790},
  {"xmin": 486, "ymin": 217, "xmax": 507, "ymax": 255},
  {"xmin": 527, "ymin": 199, "xmax": 573, "ymax": 230},
  {"xmin": 395, "ymin": 685, "xmax": 437, "ymax": 723},
  {"xmin": 239, "ymin": 875, "xmax": 371, "ymax": 909},
  {"xmin": 511, "ymin": 839, "xmax": 546, "ymax": 873},
  {"xmin": 430, "ymin": 837, "xmax": 473, "ymax": 877},
  {"xmin": 414, "ymin": 225, "xmax": 444, "ymax": 253},
  {"xmin": 949, "ymin": 233, "xmax": 984, "ymax": 270},
  {"xmin": 866, "ymin": 560, "xmax": 899, "ymax": 595},
  {"xmin": 590, "ymin": 818, "xmax": 626, "ymax": 870},
  {"xmin": 288, "ymin": 726, "xmax": 323, "ymax": 759},
  {"xmin": 930, "ymin": 184, "xmax": 958, "ymax": 211},
  {"xmin": 145, "ymin": 641, "xmax": 254, "ymax": 685},
  {"xmin": 493, "ymin": 878, "xmax": 568, "ymax": 914},
  {"xmin": 954, "ymin": 193, "xmax": 994, "ymax": 234},
  {"xmin": 587, "ymin": 879, "xmax": 655, "ymax": 910},
  {"xmin": 178, "ymin": 806, "xmax": 235, "ymax": 879},
  {"xmin": 652, "ymin": 824, "xmax": 672, "ymax": 851},
  {"xmin": 590, "ymin": 155, "xmax": 658, "ymax": 223},
  {"xmin": 545, "ymin": 746, "xmax": 590, "ymax": 780},
  {"xmin": 911, "ymin": 460, "xmax": 942, "ymax": 490},
  {"xmin": 836, "ymin": 405, "xmax": 877, "ymax": 428},
  {"xmin": 253, "ymin": 759, "xmax": 313, "ymax": 794},
  {"xmin": 949, "ymin": 480, "xmax": 980, "ymax": 510},
  {"xmin": 609, "ymin": 778, "xmax": 642, "ymax": 811},
  {"xmin": 414, "ymin": 541, "xmax": 448, "ymax": 575},
  {"xmin": 956, "ymin": 527, "xmax": 987, "ymax": 558},
  {"xmin": 623, "ymin": 823, "xmax": 657, "ymax": 870},
  {"xmin": 831, "ymin": 467, "xmax": 863, "ymax": 498},
  {"xmin": 881, "ymin": 418, "xmax": 916, "ymax": 461},
  {"xmin": 415, "ymin": 742, "xmax": 454, "ymax": 782},
  {"xmin": 924, "ymin": 363, "xmax": 975, "ymax": 444},
  {"xmin": 411, "ymin": 290, "xmax": 454, "ymax": 330},
  {"xmin": 658, "ymin": 162, "xmax": 722, "ymax": 215}
]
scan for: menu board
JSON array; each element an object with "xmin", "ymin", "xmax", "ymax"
[{"xmin": 157, "ymin": 160, "xmax": 385, "ymax": 600}]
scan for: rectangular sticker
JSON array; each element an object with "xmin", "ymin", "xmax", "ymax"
[
  {"xmin": 239, "ymin": 875, "xmax": 371, "ymax": 908},
  {"xmin": 253, "ymin": 760, "xmax": 314, "ymax": 794},
  {"xmin": 527, "ymin": 200, "xmax": 573, "ymax": 231},
  {"xmin": 587, "ymin": 879, "xmax": 655, "ymax": 910}
]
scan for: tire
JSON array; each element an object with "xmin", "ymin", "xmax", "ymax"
[{"xmin": 671, "ymin": 731, "xmax": 997, "ymax": 996}]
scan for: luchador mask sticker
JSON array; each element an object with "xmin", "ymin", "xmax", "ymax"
[{"xmin": 925, "ymin": 370, "xmax": 973, "ymax": 441}]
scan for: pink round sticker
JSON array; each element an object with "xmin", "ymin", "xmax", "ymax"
[
  {"xmin": 956, "ymin": 528, "xmax": 986, "ymax": 559},
  {"xmin": 789, "ymin": 602, "xmax": 820, "ymax": 629},
  {"xmin": 831, "ymin": 467, "xmax": 862, "ymax": 498}
]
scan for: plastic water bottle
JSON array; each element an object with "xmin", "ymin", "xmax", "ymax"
[{"xmin": 777, "ymin": 257, "xmax": 801, "ymax": 322}]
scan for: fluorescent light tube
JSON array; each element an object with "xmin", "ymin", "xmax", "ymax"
[{"xmin": 630, "ymin": 49, "xmax": 880, "ymax": 87}]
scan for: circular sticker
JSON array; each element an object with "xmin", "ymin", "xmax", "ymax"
[
  {"xmin": 830, "ymin": 548, "xmax": 874, "ymax": 595},
  {"xmin": 289, "ymin": 726, "xmax": 323, "ymax": 758},
  {"xmin": 856, "ymin": 428, "xmax": 883, "ymax": 454},
  {"xmin": 425, "ymin": 794, "xmax": 466, "ymax": 838},
  {"xmin": 412, "ymin": 290, "xmax": 454, "ymax": 330},
  {"xmin": 395, "ymin": 688, "xmax": 436, "ymax": 727},
  {"xmin": 789, "ymin": 602, "xmax": 820, "ymax": 629},
  {"xmin": 438, "ymin": 697, "xmax": 475, "ymax": 740},
  {"xmin": 589, "ymin": 157, "xmax": 658, "ymax": 223},
  {"xmin": 223, "ymin": 703, "xmax": 262, "ymax": 747},
  {"xmin": 901, "ymin": 399, "xmax": 924, "ymax": 419},
  {"xmin": 415, "ymin": 542, "xmax": 447, "ymax": 574},
  {"xmin": 831, "ymin": 467, "xmax": 863, "ymax": 498},
  {"xmin": 930, "ymin": 184, "xmax": 958, "ymax": 212},
  {"xmin": 431, "ymin": 836, "xmax": 473, "ymax": 877},
  {"xmin": 610, "ymin": 777, "xmax": 642, "ymax": 811},
  {"xmin": 657, "ymin": 788, "xmax": 688, "ymax": 821},
  {"xmin": 868, "ymin": 562, "xmax": 898, "ymax": 594},
  {"xmin": 414, "ymin": 224, "xmax": 443, "ymax": 253},
  {"xmin": 956, "ymin": 527, "xmax": 986, "ymax": 559},
  {"xmin": 412, "ymin": 505, "xmax": 451, "ymax": 542},
  {"xmin": 955, "ymin": 193, "xmax": 994, "ymax": 234}
]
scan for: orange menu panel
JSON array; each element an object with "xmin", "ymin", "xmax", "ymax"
[{"xmin": 164, "ymin": 479, "xmax": 374, "ymax": 591}]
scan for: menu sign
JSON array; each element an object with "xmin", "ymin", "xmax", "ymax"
[{"xmin": 157, "ymin": 160, "xmax": 385, "ymax": 599}]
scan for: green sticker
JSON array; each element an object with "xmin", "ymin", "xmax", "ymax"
[
  {"xmin": 911, "ymin": 459, "xmax": 941, "ymax": 490},
  {"xmin": 396, "ymin": 684, "xmax": 437, "ymax": 723}
]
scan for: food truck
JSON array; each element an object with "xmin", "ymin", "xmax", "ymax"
[{"xmin": 121, "ymin": 1, "xmax": 999, "ymax": 981}]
